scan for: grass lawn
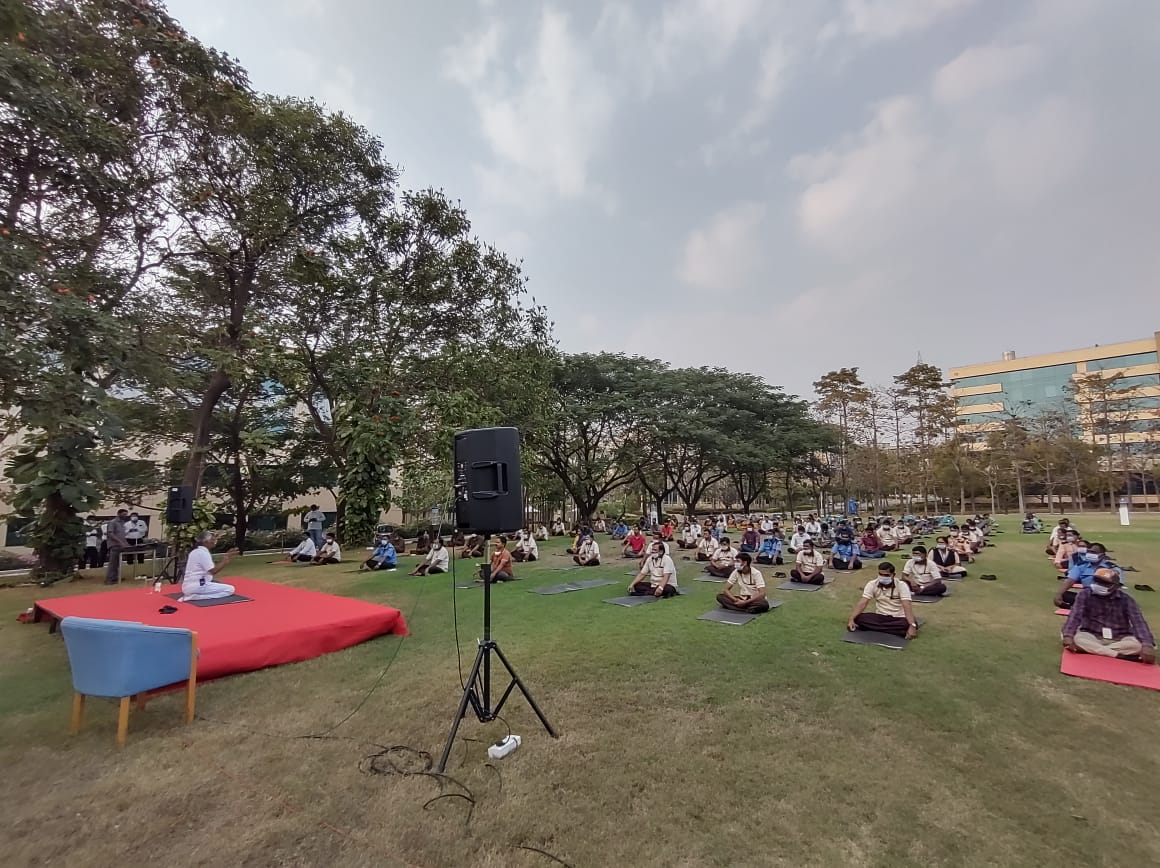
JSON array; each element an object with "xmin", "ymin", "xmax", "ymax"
[{"xmin": 2, "ymin": 513, "xmax": 1160, "ymax": 867}]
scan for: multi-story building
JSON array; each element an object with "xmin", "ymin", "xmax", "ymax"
[{"xmin": 949, "ymin": 333, "xmax": 1160, "ymax": 448}]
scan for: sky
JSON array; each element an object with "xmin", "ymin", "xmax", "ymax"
[{"xmin": 165, "ymin": 0, "xmax": 1160, "ymax": 400}]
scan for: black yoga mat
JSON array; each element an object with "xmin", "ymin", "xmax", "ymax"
[{"xmin": 165, "ymin": 593, "xmax": 252, "ymax": 607}]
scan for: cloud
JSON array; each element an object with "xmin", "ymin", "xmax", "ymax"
[
  {"xmin": 446, "ymin": 9, "xmax": 615, "ymax": 207},
  {"xmin": 982, "ymin": 95, "xmax": 1091, "ymax": 203},
  {"xmin": 823, "ymin": 0, "xmax": 979, "ymax": 42},
  {"xmin": 932, "ymin": 42, "xmax": 1044, "ymax": 103},
  {"xmin": 275, "ymin": 48, "xmax": 374, "ymax": 123},
  {"xmin": 677, "ymin": 202, "xmax": 767, "ymax": 290}
]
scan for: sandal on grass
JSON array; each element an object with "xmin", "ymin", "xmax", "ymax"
[
  {"xmin": 979, "ymin": 574, "xmax": 997, "ymax": 581},
  {"xmin": 1134, "ymin": 584, "xmax": 1154, "ymax": 592}
]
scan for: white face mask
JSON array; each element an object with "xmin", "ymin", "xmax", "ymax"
[
  {"xmin": 1090, "ymin": 583, "xmax": 1113, "ymax": 597},
  {"xmin": 937, "ymin": 545, "xmax": 947, "ymax": 551},
  {"xmin": 878, "ymin": 575, "xmax": 894, "ymax": 585}
]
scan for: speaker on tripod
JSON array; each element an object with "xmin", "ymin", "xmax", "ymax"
[{"xmin": 436, "ymin": 427, "xmax": 558, "ymax": 773}]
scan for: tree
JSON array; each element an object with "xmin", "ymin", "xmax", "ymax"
[
  {"xmin": 894, "ymin": 363, "xmax": 950, "ymax": 510},
  {"xmin": 813, "ymin": 368, "xmax": 870, "ymax": 511}
]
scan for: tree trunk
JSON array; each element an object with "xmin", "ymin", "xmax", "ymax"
[
  {"xmin": 959, "ymin": 484, "xmax": 966, "ymax": 514},
  {"xmin": 182, "ymin": 369, "xmax": 231, "ymax": 497},
  {"xmin": 1014, "ymin": 467, "xmax": 1026, "ymax": 515},
  {"xmin": 654, "ymin": 494, "xmax": 665, "ymax": 522}
]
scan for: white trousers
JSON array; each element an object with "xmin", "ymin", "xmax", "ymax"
[{"xmin": 181, "ymin": 580, "xmax": 236, "ymax": 601}]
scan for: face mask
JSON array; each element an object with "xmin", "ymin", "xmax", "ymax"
[
  {"xmin": 1076, "ymin": 547, "xmax": 1087, "ymax": 555},
  {"xmin": 878, "ymin": 576, "xmax": 894, "ymax": 585},
  {"xmin": 937, "ymin": 545, "xmax": 947, "ymax": 551},
  {"xmin": 733, "ymin": 561, "xmax": 744, "ymax": 570},
  {"xmin": 1085, "ymin": 553, "xmax": 1101, "ymax": 564},
  {"xmin": 1090, "ymin": 583, "xmax": 1113, "ymax": 596},
  {"xmin": 913, "ymin": 557, "xmax": 925, "ymax": 563}
]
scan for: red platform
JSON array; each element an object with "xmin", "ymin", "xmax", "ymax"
[{"xmin": 34, "ymin": 578, "xmax": 408, "ymax": 681}]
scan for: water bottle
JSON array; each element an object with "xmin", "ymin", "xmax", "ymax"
[
  {"xmin": 487, "ymin": 734, "xmax": 521, "ymax": 760},
  {"xmin": 153, "ymin": 579, "xmax": 162, "ymax": 594}
]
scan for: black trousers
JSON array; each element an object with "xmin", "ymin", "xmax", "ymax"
[
  {"xmin": 705, "ymin": 564, "xmax": 732, "ymax": 578},
  {"xmin": 913, "ymin": 580, "xmax": 947, "ymax": 596},
  {"xmin": 83, "ymin": 546, "xmax": 101, "ymax": 569},
  {"xmin": 790, "ymin": 568, "xmax": 825, "ymax": 585},
  {"xmin": 716, "ymin": 593, "xmax": 769, "ymax": 612},
  {"xmin": 832, "ymin": 558, "xmax": 862, "ymax": 571},
  {"xmin": 755, "ymin": 555, "xmax": 783, "ymax": 565},
  {"xmin": 855, "ymin": 612, "xmax": 910, "ymax": 636},
  {"xmin": 363, "ymin": 558, "xmax": 396, "ymax": 570},
  {"xmin": 630, "ymin": 581, "xmax": 677, "ymax": 598}
]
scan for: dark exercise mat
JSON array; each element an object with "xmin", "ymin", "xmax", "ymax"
[
  {"xmin": 694, "ymin": 575, "xmax": 727, "ymax": 583},
  {"xmin": 777, "ymin": 581, "xmax": 824, "ymax": 592},
  {"xmin": 911, "ymin": 591, "xmax": 951, "ymax": 603},
  {"xmin": 529, "ymin": 584, "xmax": 572, "ymax": 595},
  {"xmin": 943, "ymin": 574, "xmax": 966, "ymax": 582},
  {"xmin": 698, "ymin": 601, "xmax": 783, "ymax": 626},
  {"xmin": 603, "ymin": 589, "xmax": 686, "ymax": 607},
  {"xmin": 842, "ymin": 630, "xmax": 908, "ymax": 650},
  {"xmin": 165, "ymin": 593, "xmax": 252, "ymax": 607},
  {"xmin": 530, "ymin": 579, "xmax": 618, "ymax": 595}
]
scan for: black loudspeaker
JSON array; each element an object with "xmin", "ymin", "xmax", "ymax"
[
  {"xmin": 166, "ymin": 485, "xmax": 194, "ymax": 524},
  {"xmin": 454, "ymin": 427, "xmax": 522, "ymax": 533}
]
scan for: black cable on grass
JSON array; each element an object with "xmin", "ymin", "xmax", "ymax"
[{"xmin": 518, "ymin": 844, "xmax": 575, "ymax": 867}]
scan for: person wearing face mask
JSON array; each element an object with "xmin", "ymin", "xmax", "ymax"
[
  {"xmin": 902, "ymin": 545, "xmax": 947, "ymax": 596},
  {"xmin": 1053, "ymin": 532, "xmax": 1080, "ymax": 573},
  {"xmin": 739, "ymin": 523, "xmax": 759, "ymax": 553},
  {"xmin": 1046, "ymin": 517, "xmax": 1073, "ymax": 556},
  {"xmin": 1062, "ymin": 569, "xmax": 1156, "ymax": 664},
  {"xmin": 573, "ymin": 533, "xmax": 601, "ymax": 567},
  {"xmin": 628, "ymin": 541, "xmax": 679, "ymax": 597},
  {"xmin": 488, "ymin": 535, "xmax": 516, "ymax": 581},
  {"xmin": 859, "ymin": 524, "xmax": 885, "ymax": 559},
  {"xmin": 791, "ymin": 539, "xmax": 827, "ymax": 585},
  {"xmin": 876, "ymin": 521, "xmax": 899, "ymax": 552},
  {"xmin": 706, "ymin": 537, "xmax": 738, "ymax": 578},
  {"xmin": 312, "ymin": 533, "xmax": 342, "ymax": 565},
  {"xmin": 788, "ymin": 525, "xmax": 811, "ymax": 554},
  {"xmin": 1066, "ymin": 539, "xmax": 1092, "ymax": 572},
  {"xmin": 930, "ymin": 536, "xmax": 967, "ymax": 579},
  {"xmin": 716, "ymin": 552, "xmax": 769, "ymax": 613},
  {"xmin": 410, "ymin": 537, "xmax": 449, "ymax": 575},
  {"xmin": 755, "ymin": 532, "xmax": 784, "ymax": 566},
  {"xmin": 829, "ymin": 530, "xmax": 862, "ymax": 572},
  {"xmin": 847, "ymin": 562, "xmax": 918, "ymax": 639},
  {"xmin": 1057, "ymin": 542, "xmax": 1121, "ymax": 609}
]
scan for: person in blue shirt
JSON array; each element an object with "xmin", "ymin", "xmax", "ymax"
[
  {"xmin": 829, "ymin": 531, "xmax": 862, "ymax": 571},
  {"xmin": 361, "ymin": 537, "xmax": 397, "ymax": 572},
  {"xmin": 1056, "ymin": 542, "xmax": 1120, "ymax": 609},
  {"xmin": 755, "ymin": 534, "xmax": 783, "ymax": 566}
]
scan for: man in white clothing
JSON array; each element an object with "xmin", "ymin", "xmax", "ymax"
[
  {"xmin": 716, "ymin": 552, "xmax": 769, "ymax": 613},
  {"xmin": 513, "ymin": 532, "xmax": 539, "ymax": 562},
  {"xmin": 181, "ymin": 531, "xmax": 240, "ymax": 601},
  {"xmin": 628, "ymin": 541, "xmax": 679, "ymax": 597},
  {"xmin": 788, "ymin": 525, "xmax": 811, "ymax": 553},
  {"xmin": 573, "ymin": 534, "xmax": 601, "ymax": 566},
  {"xmin": 411, "ymin": 538, "xmax": 450, "ymax": 575},
  {"xmin": 288, "ymin": 536, "xmax": 317, "ymax": 562},
  {"xmin": 124, "ymin": 512, "xmax": 148, "ymax": 564},
  {"xmin": 302, "ymin": 505, "xmax": 326, "ymax": 548},
  {"xmin": 312, "ymin": 533, "xmax": 342, "ymax": 564}
]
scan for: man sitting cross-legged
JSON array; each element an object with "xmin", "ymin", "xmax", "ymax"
[
  {"xmin": 360, "ymin": 536, "xmax": 397, "ymax": 571},
  {"xmin": 487, "ymin": 536, "xmax": 515, "ymax": 582},
  {"xmin": 705, "ymin": 537, "xmax": 738, "ymax": 578},
  {"xmin": 859, "ymin": 526, "xmax": 886, "ymax": 559},
  {"xmin": 739, "ymin": 523, "xmax": 759, "ymax": 553},
  {"xmin": 1046, "ymin": 517, "xmax": 1072, "ymax": 557},
  {"xmin": 312, "ymin": 533, "xmax": 342, "ymax": 565},
  {"xmin": 791, "ymin": 539, "xmax": 827, "ymax": 585},
  {"xmin": 288, "ymin": 536, "xmax": 317, "ymax": 563},
  {"xmin": 410, "ymin": 537, "xmax": 449, "ymax": 576},
  {"xmin": 460, "ymin": 534, "xmax": 485, "ymax": 559},
  {"xmin": 902, "ymin": 545, "xmax": 947, "ymax": 597},
  {"xmin": 930, "ymin": 536, "xmax": 967, "ymax": 579},
  {"xmin": 829, "ymin": 531, "xmax": 862, "ymax": 572},
  {"xmin": 513, "ymin": 531, "xmax": 539, "ymax": 562},
  {"xmin": 679, "ymin": 521, "xmax": 699, "ymax": 549},
  {"xmin": 755, "ymin": 533, "xmax": 783, "ymax": 566},
  {"xmin": 627, "ymin": 541, "xmax": 679, "ymax": 598},
  {"xmin": 412, "ymin": 530, "xmax": 431, "ymax": 556},
  {"xmin": 847, "ymin": 562, "xmax": 919, "ymax": 639},
  {"xmin": 876, "ymin": 521, "xmax": 899, "ymax": 552},
  {"xmin": 695, "ymin": 529, "xmax": 719, "ymax": 562},
  {"xmin": 788, "ymin": 525, "xmax": 811, "ymax": 554},
  {"xmin": 1052, "ymin": 530, "xmax": 1079, "ymax": 574},
  {"xmin": 1056, "ymin": 542, "xmax": 1121, "ymax": 609},
  {"xmin": 1062, "ymin": 569, "xmax": 1156, "ymax": 664},
  {"xmin": 716, "ymin": 551, "xmax": 770, "ymax": 613},
  {"xmin": 622, "ymin": 526, "xmax": 647, "ymax": 559},
  {"xmin": 574, "ymin": 533, "xmax": 601, "ymax": 566}
]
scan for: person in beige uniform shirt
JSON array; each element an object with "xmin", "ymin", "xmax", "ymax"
[
  {"xmin": 902, "ymin": 545, "xmax": 947, "ymax": 597},
  {"xmin": 847, "ymin": 562, "xmax": 918, "ymax": 638},
  {"xmin": 705, "ymin": 537, "xmax": 737, "ymax": 578},
  {"xmin": 791, "ymin": 540, "xmax": 827, "ymax": 585},
  {"xmin": 716, "ymin": 552, "xmax": 769, "ymax": 613}
]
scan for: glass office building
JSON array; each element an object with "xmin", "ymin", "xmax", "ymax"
[{"xmin": 948, "ymin": 333, "xmax": 1160, "ymax": 448}]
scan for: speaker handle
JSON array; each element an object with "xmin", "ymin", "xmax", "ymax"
[{"xmin": 470, "ymin": 461, "xmax": 508, "ymax": 498}]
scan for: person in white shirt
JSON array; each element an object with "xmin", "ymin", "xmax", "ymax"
[
  {"xmin": 124, "ymin": 512, "xmax": 148, "ymax": 564},
  {"xmin": 789, "ymin": 525, "xmax": 811, "ymax": 553},
  {"xmin": 696, "ymin": 530, "xmax": 718, "ymax": 562},
  {"xmin": 716, "ymin": 552, "xmax": 769, "ymax": 613},
  {"xmin": 513, "ymin": 532, "xmax": 539, "ymax": 562},
  {"xmin": 847, "ymin": 562, "xmax": 918, "ymax": 638},
  {"xmin": 876, "ymin": 522, "xmax": 899, "ymax": 552},
  {"xmin": 760, "ymin": 517, "xmax": 773, "ymax": 535},
  {"xmin": 679, "ymin": 522, "xmax": 699, "ymax": 549},
  {"xmin": 804, "ymin": 515, "xmax": 822, "ymax": 537},
  {"xmin": 302, "ymin": 505, "xmax": 326, "ymax": 548},
  {"xmin": 82, "ymin": 516, "xmax": 102, "ymax": 569},
  {"xmin": 628, "ymin": 541, "xmax": 679, "ymax": 598},
  {"xmin": 180, "ymin": 530, "xmax": 240, "ymax": 601},
  {"xmin": 894, "ymin": 522, "xmax": 913, "ymax": 545},
  {"xmin": 573, "ymin": 535, "xmax": 601, "ymax": 566},
  {"xmin": 312, "ymin": 533, "xmax": 342, "ymax": 564},
  {"xmin": 288, "ymin": 536, "xmax": 317, "ymax": 562},
  {"xmin": 902, "ymin": 545, "xmax": 947, "ymax": 596},
  {"xmin": 930, "ymin": 536, "xmax": 967, "ymax": 579},
  {"xmin": 535, "ymin": 524, "xmax": 549, "ymax": 541},
  {"xmin": 714, "ymin": 516, "xmax": 726, "ymax": 540},
  {"xmin": 791, "ymin": 539, "xmax": 827, "ymax": 585},
  {"xmin": 706, "ymin": 537, "xmax": 737, "ymax": 579},
  {"xmin": 551, "ymin": 518, "xmax": 566, "ymax": 536},
  {"xmin": 1047, "ymin": 518, "xmax": 1072, "ymax": 556},
  {"xmin": 411, "ymin": 538, "xmax": 449, "ymax": 575}
]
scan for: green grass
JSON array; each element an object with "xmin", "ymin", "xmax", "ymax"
[{"xmin": 2, "ymin": 513, "xmax": 1159, "ymax": 867}]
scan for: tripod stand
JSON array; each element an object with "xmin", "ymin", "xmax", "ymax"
[{"xmin": 436, "ymin": 561, "xmax": 558, "ymax": 773}]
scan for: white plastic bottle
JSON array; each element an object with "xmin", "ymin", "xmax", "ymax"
[
  {"xmin": 487, "ymin": 734, "xmax": 521, "ymax": 760},
  {"xmin": 153, "ymin": 579, "xmax": 163, "ymax": 594}
]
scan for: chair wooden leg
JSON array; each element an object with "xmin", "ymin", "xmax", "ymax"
[
  {"xmin": 116, "ymin": 696, "xmax": 130, "ymax": 748},
  {"xmin": 185, "ymin": 632, "xmax": 198, "ymax": 724},
  {"xmin": 135, "ymin": 693, "xmax": 148, "ymax": 712},
  {"xmin": 71, "ymin": 692, "xmax": 85, "ymax": 735}
]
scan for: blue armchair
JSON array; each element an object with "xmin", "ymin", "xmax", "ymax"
[{"xmin": 60, "ymin": 617, "xmax": 199, "ymax": 747}]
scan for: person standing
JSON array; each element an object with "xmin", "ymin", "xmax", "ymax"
[
  {"xmin": 82, "ymin": 516, "xmax": 102, "ymax": 570},
  {"xmin": 303, "ymin": 504, "xmax": 326, "ymax": 548},
  {"xmin": 124, "ymin": 511, "xmax": 148, "ymax": 564},
  {"xmin": 104, "ymin": 509, "xmax": 129, "ymax": 585}
]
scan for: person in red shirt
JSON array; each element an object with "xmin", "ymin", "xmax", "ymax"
[
  {"xmin": 487, "ymin": 536, "xmax": 514, "ymax": 583},
  {"xmin": 622, "ymin": 527, "xmax": 647, "ymax": 559},
  {"xmin": 859, "ymin": 526, "xmax": 885, "ymax": 559},
  {"xmin": 660, "ymin": 520, "xmax": 674, "ymax": 542}
]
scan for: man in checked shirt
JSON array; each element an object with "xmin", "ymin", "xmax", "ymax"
[{"xmin": 1062, "ymin": 569, "xmax": 1156, "ymax": 664}]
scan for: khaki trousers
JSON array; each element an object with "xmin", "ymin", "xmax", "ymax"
[{"xmin": 1073, "ymin": 631, "xmax": 1142, "ymax": 658}]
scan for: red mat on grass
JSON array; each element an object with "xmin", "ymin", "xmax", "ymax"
[
  {"xmin": 1060, "ymin": 651, "xmax": 1160, "ymax": 691},
  {"xmin": 34, "ymin": 578, "xmax": 408, "ymax": 681}
]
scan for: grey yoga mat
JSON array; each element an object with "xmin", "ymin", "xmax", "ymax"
[
  {"xmin": 603, "ymin": 589, "xmax": 686, "ymax": 607},
  {"xmin": 165, "ymin": 593, "xmax": 252, "ymax": 607},
  {"xmin": 698, "ymin": 602, "xmax": 782, "ymax": 626},
  {"xmin": 842, "ymin": 630, "xmax": 908, "ymax": 650}
]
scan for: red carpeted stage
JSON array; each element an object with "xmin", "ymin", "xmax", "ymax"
[{"xmin": 34, "ymin": 578, "xmax": 408, "ymax": 681}]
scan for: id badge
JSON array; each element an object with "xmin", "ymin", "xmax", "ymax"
[{"xmin": 1102, "ymin": 627, "xmax": 1113, "ymax": 640}]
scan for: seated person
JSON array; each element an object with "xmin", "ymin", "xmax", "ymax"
[
  {"xmin": 460, "ymin": 534, "xmax": 485, "ymax": 559},
  {"xmin": 739, "ymin": 523, "xmax": 759, "ymax": 554},
  {"xmin": 1066, "ymin": 538, "xmax": 1092, "ymax": 572},
  {"xmin": 660, "ymin": 520, "xmax": 674, "ymax": 542},
  {"xmin": 716, "ymin": 552, "xmax": 769, "ymax": 613},
  {"xmin": 390, "ymin": 531, "xmax": 407, "ymax": 555},
  {"xmin": 574, "ymin": 534, "xmax": 601, "ymax": 566},
  {"xmin": 410, "ymin": 537, "xmax": 449, "ymax": 575},
  {"xmin": 535, "ymin": 524, "xmax": 550, "ymax": 541},
  {"xmin": 487, "ymin": 536, "xmax": 515, "ymax": 582},
  {"xmin": 846, "ymin": 562, "xmax": 918, "ymax": 639},
  {"xmin": 551, "ymin": 518, "xmax": 566, "ymax": 536},
  {"xmin": 859, "ymin": 526, "xmax": 885, "ymax": 559},
  {"xmin": 1057, "ymin": 543, "xmax": 1121, "ymax": 609},
  {"xmin": 804, "ymin": 515, "xmax": 822, "ymax": 537},
  {"xmin": 679, "ymin": 522, "xmax": 699, "ymax": 549},
  {"xmin": 1046, "ymin": 518, "xmax": 1072, "ymax": 556},
  {"xmin": 361, "ymin": 537, "xmax": 397, "ymax": 571},
  {"xmin": 412, "ymin": 530, "xmax": 431, "ymax": 556},
  {"xmin": 512, "ymin": 532, "xmax": 539, "ymax": 562},
  {"xmin": 610, "ymin": 520, "xmax": 629, "ymax": 540},
  {"xmin": 288, "ymin": 536, "xmax": 317, "ymax": 563},
  {"xmin": 705, "ymin": 537, "xmax": 738, "ymax": 578},
  {"xmin": 696, "ymin": 530, "xmax": 719, "ymax": 562},
  {"xmin": 622, "ymin": 527, "xmax": 647, "ymax": 559},
  {"xmin": 755, "ymin": 533, "xmax": 783, "ymax": 566},
  {"xmin": 965, "ymin": 524, "xmax": 984, "ymax": 553},
  {"xmin": 930, "ymin": 536, "xmax": 967, "ymax": 578},
  {"xmin": 593, "ymin": 518, "xmax": 607, "ymax": 533},
  {"xmin": 950, "ymin": 531, "xmax": 975, "ymax": 562},
  {"xmin": 829, "ymin": 532, "xmax": 862, "ymax": 571},
  {"xmin": 1062, "ymin": 569, "xmax": 1155, "ymax": 663},
  {"xmin": 312, "ymin": 533, "xmax": 342, "ymax": 565},
  {"xmin": 450, "ymin": 529, "xmax": 466, "ymax": 547},
  {"xmin": 894, "ymin": 522, "xmax": 913, "ymax": 546},
  {"xmin": 788, "ymin": 525, "xmax": 811, "ymax": 553},
  {"xmin": 179, "ymin": 531, "xmax": 240, "ymax": 601},
  {"xmin": 1021, "ymin": 512, "xmax": 1042, "ymax": 533},
  {"xmin": 902, "ymin": 545, "xmax": 947, "ymax": 596},
  {"xmin": 566, "ymin": 529, "xmax": 580, "ymax": 554},
  {"xmin": 791, "ymin": 539, "xmax": 827, "ymax": 585},
  {"xmin": 627, "ymin": 541, "xmax": 679, "ymax": 598},
  {"xmin": 650, "ymin": 532, "xmax": 671, "ymax": 557},
  {"xmin": 1052, "ymin": 531, "xmax": 1079, "ymax": 573},
  {"xmin": 876, "ymin": 522, "xmax": 899, "ymax": 551}
]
